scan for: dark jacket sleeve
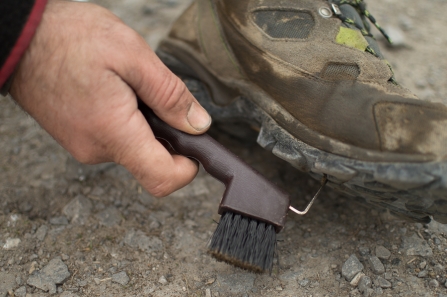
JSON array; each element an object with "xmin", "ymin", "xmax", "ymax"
[{"xmin": 0, "ymin": 0, "xmax": 48, "ymax": 91}]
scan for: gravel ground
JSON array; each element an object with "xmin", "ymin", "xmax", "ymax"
[{"xmin": 1, "ymin": 0, "xmax": 447, "ymax": 296}]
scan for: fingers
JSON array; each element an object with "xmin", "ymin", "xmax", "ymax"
[
  {"xmin": 111, "ymin": 34, "xmax": 211, "ymax": 135},
  {"xmin": 114, "ymin": 109, "xmax": 199, "ymax": 197}
]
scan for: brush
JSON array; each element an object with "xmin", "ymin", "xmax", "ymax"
[{"xmin": 139, "ymin": 101, "xmax": 326, "ymax": 272}]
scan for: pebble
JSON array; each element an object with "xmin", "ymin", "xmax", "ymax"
[
  {"xmin": 350, "ymin": 272, "xmax": 364, "ymax": 287},
  {"xmin": 342, "ymin": 254, "xmax": 364, "ymax": 281},
  {"xmin": 358, "ymin": 276, "xmax": 372, "ymax": 293},
  {"xmin": 368, "ymin": 256, "xmax": 385, "ymax": 275},
  {"xmin": 205, "ymin": 288, "xmax": 211, "ymax": 297},
  {"xmin": 112, "ymin": 271, "xmax": 130, "ymax": 286},
  {"xmin": 2, "ymin": 238, "xmax": 21, "ymax": 250},
  {"xmin": 401, "ymin": 234, "xmax": 433, "ymax": 257},
  {"xmin": 49, "ymin": 216, "xmax": 69, "ymax": 225},
  {"xmin": 358, "ymin": 247, "xmax": 370, "ymax": 257},
  {"xmin": 417, "ymin": 270, "xmax": 428, "ymax": 278},
  {"xmin": 375, "ymin": 245, "xmax": 391, "ymax": 260},
  {"xmin": 63, "ymin": 195, "xmax": 93, "ymax": 225},
  {"xmin": 299, "ymin": 279, "xmax": 309, "ymax": 287},
  {"xmin": 375, "ymin": 276, "xmax": 391, "ymax": 288},
  {"xmin": 384, "ymin": 272, "xmax": 392, "ymax": 280},
  {"xmin": 96, "ymin": 206, "xmax": 122, "ymax": 227},
  {"xmin": 216, "ymin": 273, "xmax": 255, "ymax": 293},
  {"xmin": 35, "ymin": 225, "xmax": 48, "ymax": 241},
  {"xmin": 27, "ymin": 257, "xmax": 70, "ymax": 294},
  {"xmin": 123, "ymin": 229, "xmax": 163, "ymax": 253},
  {"xmin": 14, "ymin": 286, "xmax": 26, "ymax": 297},
  {"xmin": 429, "ymin": 279, "xmax": 439, "ymax": 288},
  {"xmin": 0, "ymin": 272, "xmax": 16, "ymax": 297},
  {"xmin": 384, "ymin": 25, "xmax": 406, "ymax": 47},
  {"xmin": 158, "ymin": 276, "xmax": 168, "ymax": 285},
  {"xmin": 419, "ymin": 261, "xmax": 427, "ymax": 269}
]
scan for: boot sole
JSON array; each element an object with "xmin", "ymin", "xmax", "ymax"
[{"xmin": 157, "ymin": 49, "xmax": 447, "ymax": 224}]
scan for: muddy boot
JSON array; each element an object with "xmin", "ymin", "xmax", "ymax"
[{"xmin": 156, "ymin": 0, "xmax": 447, "ymax": 223}]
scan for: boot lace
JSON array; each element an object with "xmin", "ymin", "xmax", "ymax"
[{"xmin": 330, "ymin": 0, "xmax": 396, "ymax": 84}]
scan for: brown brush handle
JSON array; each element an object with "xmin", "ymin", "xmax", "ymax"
[{"xmin": 138, "ymin": 100, "xmax": 290, "ymax": 232}]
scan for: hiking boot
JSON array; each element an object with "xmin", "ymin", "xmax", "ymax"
[{"xmin": 156, "ymin": 0, "xmax": 447, "ymax": 223}]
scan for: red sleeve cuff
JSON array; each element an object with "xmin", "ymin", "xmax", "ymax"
[{"xmin": 0, "ymin": 0, "xmax": 48, "ymax": 87}]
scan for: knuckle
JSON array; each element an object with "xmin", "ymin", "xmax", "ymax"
[{"xmin": 154, "ymin": 74, "xmax": 189, "ymax": 112}]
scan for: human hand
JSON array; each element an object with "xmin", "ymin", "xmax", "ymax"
[{"xmin": 10, "ymin": 0, "xmax": 211, "ymax": 197}]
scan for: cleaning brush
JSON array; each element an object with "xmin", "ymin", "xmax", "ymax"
[{"xmin": 139, "ymin": 101, "xmax": 326, "ymax": 272}]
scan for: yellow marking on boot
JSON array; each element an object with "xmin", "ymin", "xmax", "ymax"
[{"xmin": 335, "ymin": 27, "xmax": 369, "ymax": 51}]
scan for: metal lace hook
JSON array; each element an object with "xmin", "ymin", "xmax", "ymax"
[{"xmin": 289, "ymin": 175, "xmax": 328, "ymax": 215}]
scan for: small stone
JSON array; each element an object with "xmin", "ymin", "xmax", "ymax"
[
  {"xmin": 94, "ymin": 278, "xmax": 101, "ymax": 285},
  {"xmin": 384, "ymin": 25, "xmax": 406, "ymax": 47},
  {"xmin": 78, "ymin": 280, "xmax": 87, "ymax": 287},
  {"xmin": 29, "ymin": 261, "xmax": 38, "ymax": 275},
  {"xmin": 49, "ymin": 216, "xmax": 69, "ymax": 225},
  {"xmin": 375, "ymin": 246, "xmax": 391, "ymax": 260},
  {"xmin": 350, "ymin": 272, "xmax": 365, "ymax": 287},
  {"xmin": 328, "ymin": 241, "xmax": 341, "ymax": 252},
  {"xmin": 375, "ymin": 276, "xmax": 391, "ymax": 288},
  {"xmin": 384, "ymin": 272, "xmax": 392, "ymax": 280},
  {"xmin": 205, "ymin": 288, "xmax": 211, "ymax": 297},
  {"xmin": 96, "ymin": 206, "xmax": 122, "ymax": 227},
  {"xmin": 429, "ymin": 279, "xmax": 439, "ymax": 288},
  {"xmin": 35, "ymin": 225, "xmax": 48, "ymax": 241},
  {"xmin": 342, "ymin": 254, "xmax": 364, "ymax": 281},
  {"xmin": 27, "ymin": 257, "xmax": 70, "ymax": 294},
  {"xmin": 419, "ymin": 261, "xmax": 427, "ymax": 269},
  {"xmin": 365, "ymin": 288, "xmax": 374, "ymax": 297},
  {"xmin": 14, "ymin": 286, "xmax": 26, "ymax": 297},
  {"xmin": 298, "ymin": 279, "xmax": 309, "ymax": 287},
  {"xmin": 0, "ymin": 272, "xmax": 16, "ymax": 297},
  {"xmin": 3, "ymin": 238, "xmax": 21, "ymax": 250},
  {"xmin": 158, "ymin": 276, "xmax": 168, "ymax": 285},
  {"xmin": 63, "ymin": 195, "xmax": 92, "ymax": 225},
  {"xmin": 358, "ymin": 247, "xmax": 370, "ymax": 257},
  {"xmin": 368, "ymin": 256, "xmax": 385, "ymax": 275},
  {"xmin": 205, "ymin": 278, "xmax": 215, "ymax": 285},
  {"xmin": 61, "ymin": 254, "xmax": 70, "ymax": 261},
  {"xmin": 401, "ymin": 234, "xmax": 433, "ymax": 257},
  {"xmin": 112, "ymin": 271, "xmax": 130, "ymax": 286},
  {"xmin": 216, "ymin": 273, "xmax": 255, "ymax": 293},
  {"xmin": 375, "ymin": 287, "xmax": 383, "ymax": 295},
  {"xmin": 417, "ymin": 270, "xmax": 428, "ymax": 278},
  {"xmin": 123, "ymin": 229, "xmax": 163, "ymax": 253},
  {"xmin": 358, "ymin": 276, "xmax": 372, "ymax": 293}
]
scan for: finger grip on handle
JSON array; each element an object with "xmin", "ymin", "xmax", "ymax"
[{"xmin": 138, "ymin": 100, "xmax": 290, "ymax": 232}]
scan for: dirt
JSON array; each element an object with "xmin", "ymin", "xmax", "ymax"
[{"xmin": 1, "ymin": 0, "xmax": 447, "ymax": 297}]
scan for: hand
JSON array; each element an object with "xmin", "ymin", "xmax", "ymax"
[{"xmin": 10, "ymin": 0, "xmax": 211, "ymax": 197}]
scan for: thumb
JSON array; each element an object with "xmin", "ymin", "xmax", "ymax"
[{"xmin": 114, "ymin": 37, "xmax": 211, "ymax": 134}]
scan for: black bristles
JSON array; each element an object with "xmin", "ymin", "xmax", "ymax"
[{"xmin": 208, "ymin": 212, "xmax": 276, "ymax": 272}]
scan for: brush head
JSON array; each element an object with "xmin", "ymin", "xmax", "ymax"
[{"xmin": 208, "ymin": 212, "xmax": 276, "ymax": 272}]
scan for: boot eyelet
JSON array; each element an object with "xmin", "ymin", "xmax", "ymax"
[{"xmin": 319, "ymin": 7, "xmax": 333, "ymax": 18}]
